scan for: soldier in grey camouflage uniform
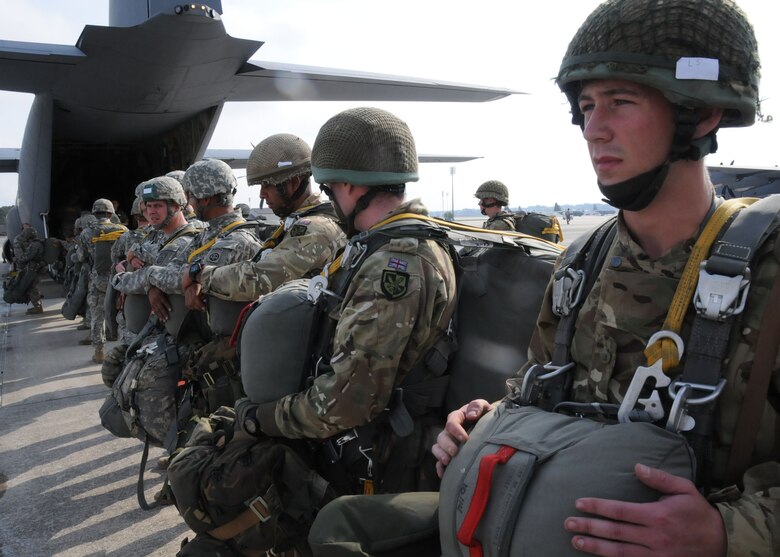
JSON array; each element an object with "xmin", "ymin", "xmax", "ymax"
[
  {"xmin": 433, "ymin": 2, "xmax": 779, "ymax": 556},
  {"xmin": 183, "ymin": 133, "xmax": 345, "ymax": 303},
  {"xmin": 76, "ymin": 199, "xmax": 127, "ymax": 363},
  {"xmin": 236, "ymin": 108, "xmax": 456, "ymax": 502},
  {"xmin": 12, "ymin": 224, "xmax": 45, "ymax": 314},
  {"xmin": 475, "ymin": 180, "xmax": 516, "ymax": 231}
]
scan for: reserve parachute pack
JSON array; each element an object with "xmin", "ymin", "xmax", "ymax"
[
  {"xmin": 439, "ymin": 196, "xmax": 780, "ymax": 557},
  {"xmin": 514, "ymin": 212, "xmax": 563, "ymax": 243},
  {"xmin": 91, "ymin": 226, "xmax": 127, "ymax": 275},
  {"xmin": 61, "ymin": 264, "xmax": 89, "ymax": 320}
]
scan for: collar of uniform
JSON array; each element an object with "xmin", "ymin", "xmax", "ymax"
[{"xmin": 207, "ymin": 211, "xmax": 245, "ymax": 231}]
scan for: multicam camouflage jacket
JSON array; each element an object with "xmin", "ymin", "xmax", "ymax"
[
  {"xmin": 147, "ymin": 211, "xmax": 261, "ymax": 294},
  {"xmin": 112, "ymin": 222, "xmax": 200, "ymax": 295},
  {"xmin": 507, "ymin": 208, "xmax": 780, "ymax": 555},
  {"xmin": 483, "ymin": 210, "xmax": 516, "ymax": 231},
  {"xmin": 200, "ymin": 194, "xmax": 345, "ymax": 302},
  {"xmin": 256, "ymin": 199, "xmax": 457, "ymax": 440}
]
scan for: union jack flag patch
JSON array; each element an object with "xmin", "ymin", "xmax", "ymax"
[{"xmin": 387, "ymin": 257, "xmax": 408, "ymax": 272}]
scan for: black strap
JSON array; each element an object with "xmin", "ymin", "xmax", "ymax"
[{"xmin": 679, "ymin": 196, "xmax": 780, "ymax": 486}]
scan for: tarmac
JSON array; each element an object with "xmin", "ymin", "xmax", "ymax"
[
  {"xmin": 0, "ymin": 214, "xmax": 613, "ymax": 557},
  {"xmin": 0, "ymin": 261, "xmax": 188, "ymax": 557}
]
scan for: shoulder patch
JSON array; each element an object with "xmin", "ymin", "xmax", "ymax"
[
  {"xmin": 207, "ymin": 250, "xmax": 223, "ymax": 263},
  {"xmin": 290, "ymin": 224, "xmax": 308, "ymax": 237},
  {"xmin": 387, "ymin": 257, "xmax": 408, "ymax": 272},
  {"xmin": 380, "ymin": 269, "xmax": 409, "ymax": 300}
]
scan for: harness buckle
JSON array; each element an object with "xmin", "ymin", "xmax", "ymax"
[
  {"xmin": 551, "ymin": 267, "xmax": 585, "ymax": 317},
  {"xmin": 519, "ymin": 361, "xmax": 574, "ymax": 405},
  {"xmin": 665, "ymin": 379, "xmax": 726, "ymax": 433},
  {"xmin": 693, "ymin": 265, "xmax": 751, "ymax": 321},
  {"xmin": 246, "ymin": 495, "xmax": 272, "ymax": 523}
]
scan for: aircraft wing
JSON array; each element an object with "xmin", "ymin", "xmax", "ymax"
[
  {"xmin": 205, "ymin": 149, "xmax": 482, "ymax": 170},
  {"xmin": 708, "ymin": 165, "xmax": 780, "ymax": 198},
  {"xmin": 0, "ymin": 40, "xmax": 85, "ymax": 93},
  {"xmin": 0, "ymin": 148, "xmax": 21, "ymax": 173},
  {"xmin": 230, "ymin": 60, "xmax": 521, "ymax": 103}
]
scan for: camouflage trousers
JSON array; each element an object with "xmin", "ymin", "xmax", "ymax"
[
  {"xmin": 20, "ymin": 264, "xmax": 41, "ymax": 304},
  {"xmin": 88, "ymin": 275, "xmax": 109, "ymax": 347}
]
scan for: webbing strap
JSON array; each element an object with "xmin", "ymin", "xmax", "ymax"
[
  {"xmin": 457, "ymin": 445, "xmax": 517, "ymax": 557},
  {"xmin": 91, "ymin": 229, "xmax": 126, "ymax": 243},
  {"xmin": 209, "ymin": 492, "xmax": 273, "ymax": 541},
  {"xmin": 187, "ymin": 219, "xmax": 244, "ymax": 263},
  {"xmin": 644, "ymin": 198, "xmax": 753, "ymax": 372}
]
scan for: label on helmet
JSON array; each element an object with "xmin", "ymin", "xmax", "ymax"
[
  {"xmin": 676, "ymin": 58, "xmax": 719, "ymax": 81},
  {"xmin": 277, "ymin": 161, "xmax": 293, "ymax": 167}
]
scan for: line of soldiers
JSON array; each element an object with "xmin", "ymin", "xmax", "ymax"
[{"xmin": 83, "ymin": 1, "xmax": 780, "ymax": 554}]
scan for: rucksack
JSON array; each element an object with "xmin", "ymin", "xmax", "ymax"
[
  {"xmin": 167, "ymin": 406, "xmax": 334, "ymax": 557},
  {"xmin": 2, "ymin": 268, "xmax": 36, "ymax": 304},
  {"xmin": 514, "ymin": 212, "xmax": 562, "ymax": 243}
]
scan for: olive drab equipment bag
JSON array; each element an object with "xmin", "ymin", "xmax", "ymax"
[
  {"xmin": 2, "ymin": 268, "xmax": 36, "ymax": 304},
  {"xmin": 42, "ymin": 237, "xmax": 63, "ymax": 265},
  {"xmin": 514, "ymin": 212, "xmax": 563, "ymax": 243},
  {"xmin": 61, "ymin": 264, "xmax": 89, "ymax": 320},
  {"xmin": 91, "ymin": 226, "xmax": 126, "ymax": 275},
  {"xmin": 439, "ymin": 195, "xmax": 780, "ymax": 557},
  {"xmin": 167, "ymin": 407, "xmax": 335, "ymax": 557}
]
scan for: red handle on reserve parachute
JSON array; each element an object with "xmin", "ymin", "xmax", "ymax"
[{"xmin": 457, "ymin": 444, "xmax": 518, "ymax": 557}]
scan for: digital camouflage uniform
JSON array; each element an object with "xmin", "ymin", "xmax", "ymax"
[
  {"xmin": 200, "ymin": 193, "xmax": 345, "ymax": 302},
  {"xmin": 77, "ymin": 216, "xmax": 127, "ymax": 348},
  {"xmin": 256, "ymin": 199, "xmax": 456, "ymax": 447},
  {"xmin": 483, "ymin": 210, "xmax": 516, "ymax": 231},
  {"xmin": 147, "ymin": 211, "xmax": 260, "ymax": 294},
  {"xmin": 506, "ymin": 206, "xmax": 780, "ymax": 554},
  {"xmin": 12, "ymin": 228, "xmax": 45, "ymax": 306}
]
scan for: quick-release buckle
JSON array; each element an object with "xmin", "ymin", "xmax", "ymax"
[
  {"xmin": 519, "ymin": 361, "xmax": 575, "ymax": 404},
  {"xmin": 693, "ymin": 264, "xmax": 750, "ymax": 321},
  {"xmin": 551, "ymin": 267, "xmax": 585, "ymax": 317},
  {"xmin": 246, "ymin": 495, "xmax": 271, "ymax": 523},
  {"xmin": 665, "ymin": 379, "xmax": 726, "ymax": 433},
  {"xmin": 202, "ymin": 371, "xmax": 215, "ymax": 388}
]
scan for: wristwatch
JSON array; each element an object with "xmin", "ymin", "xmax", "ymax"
[{"xmin": 188, "ymin": 260, "xmax": 204, "ymax": 284}]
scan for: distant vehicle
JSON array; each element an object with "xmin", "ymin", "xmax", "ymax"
[{"xmin": 0, "ymin": 0, "xmax": 517, "ymax": 239}]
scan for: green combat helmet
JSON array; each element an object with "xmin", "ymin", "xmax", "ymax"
[
  {"xmin": 182, "ymin": 159, "xmax": 237, "ymax": 203},
  {"xmin": 246, "ymin": 133, "xmax": 311, "ymax": 186},
  {"xmin": 130, "ymin": 197, "xmax": 143, "ymax": 217},
  {"xmin": 312, "ymin": 107, "xmax": 418, "ymax": 187},
  {"xmin": 557, "ymin": 0, "xmax": 759, "ymax": 134},
  {"xmin": 92, "ymin": 198, "xmax": 115, "ymax": 215},
  {"xmin": 475, "ymin": 180, "xmax": 509, "ymax": 206}
]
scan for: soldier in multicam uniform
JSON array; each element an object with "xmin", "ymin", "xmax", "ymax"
[
  {"xmin": 183, "ymin": 133, "xmax": 345, "ymax": 303},
  {"xmin": 236, "ymin": 107, "xmax": 456, "ymax": 505},
  {"xmin": 76, "ymin": 199, "xmax": 127, "ymax": 363},
  {"xmin": 432, "ymin": 1, "xmax": 779, "ymax": 556},
  {"xmin": 12, "ymin": 224, "xmax": 45, "ymax": 314},
  {"xmin": 474, "ymin": 180, "xmax": 517, "ymax": 231}
]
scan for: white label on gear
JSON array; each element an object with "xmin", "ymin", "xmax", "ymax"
[
  {"xmin": 676, "ymin": 57, "xmax": 719, "ymax": 81},
  {"xmin": 277, "ymin": 161, "xmax": 293, "ymax": 167}
]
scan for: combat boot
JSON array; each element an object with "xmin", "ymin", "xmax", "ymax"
[
  {"xmin": 79, "ymin": 336, "xmax": 92, "ymax": 345},
  {"xmin": 26, "ymin": 304, "xmax": 43, "ymax": 315},
  {"xmin": 92, "ymin": 346, "xmax": 105, "ymax": 364}
]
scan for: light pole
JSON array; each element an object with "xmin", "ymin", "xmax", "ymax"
[{"xmin": 450, "ymin": 166, "xmax": 456, "ymax": 219}]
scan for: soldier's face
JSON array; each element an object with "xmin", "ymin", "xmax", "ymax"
[
  {"xmin": 259, "ymin": 182, "xmax": 285, "ymax": 214},
  {"xmin": 578, "ymin": 79, "xmax": 675, "ymax": 186},
  {"xmin": 144, "ymin": 200, "xmax": 169, "ymax": 226}
]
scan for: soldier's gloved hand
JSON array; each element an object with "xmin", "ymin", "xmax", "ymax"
[{"xmin": 234, "ymin": 397, "xmax": 263, "ymax": 438}]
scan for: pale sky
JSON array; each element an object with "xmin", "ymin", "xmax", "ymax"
[{"xmin": 0, "ymin": 0, "xmax": 778, "ymax": 214}]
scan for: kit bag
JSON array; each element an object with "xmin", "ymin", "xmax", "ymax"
[
  {"xmin": 2, "ymin": 268, "xmax": 36, "ymax": 304},
  {"xmin": 439, "ymin": 403, "xmax": 695, "ymax": 557},
  {"xmin": 168, "ymin": 407, "xmax": 334, "ymax": 556},
  {"xmin": 514, "ymin": 212, "xmax": 562, "ymax": 243}
]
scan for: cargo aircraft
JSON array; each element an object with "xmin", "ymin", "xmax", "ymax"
[
  {"xmin": 0, "ymin": 0, "xmax": 516, "ymax": 239},
  {"xmin": 707, "ymin": 164, "xmax": 780, "ymax": 199}
]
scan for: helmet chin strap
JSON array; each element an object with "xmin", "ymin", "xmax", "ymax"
[
  {"xmin": 598, "ymin": 107, "xmax": 717, "ymax": 212},
  {"xmin": 273, "ymin": 178, "xmax": 309, "ymax": 218},
  {"xmin": 153, "ymin": 202, "xmax": 179, "ymax": 230}
]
